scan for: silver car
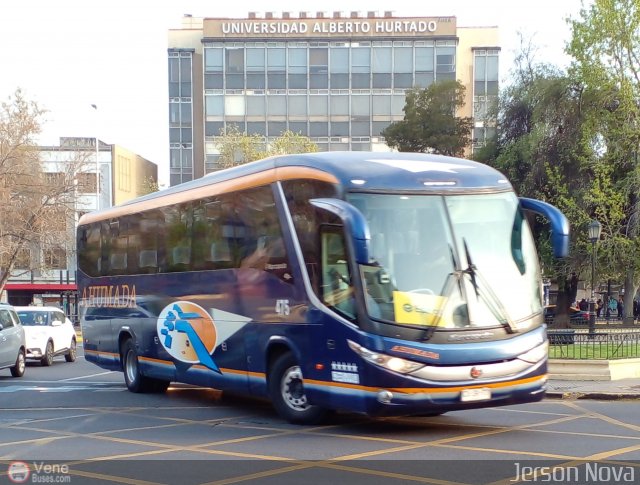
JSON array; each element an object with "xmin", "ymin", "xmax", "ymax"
[{"xmin": 0, "ymin": 304, "xmax": 26, "ymax": 377}]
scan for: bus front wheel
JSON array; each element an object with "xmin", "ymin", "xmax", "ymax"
[
  {"xmin": 121, "ymin": 339, "xmax": 169, "ymax": 393},
  {"xmin": 268, "ymin": 352, "xmax": 326, "ymax": 425}
]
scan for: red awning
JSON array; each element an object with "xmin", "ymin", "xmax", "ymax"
[{"xmin": 4, "ymin": 283, "xmax": 77, "ymax": 291}]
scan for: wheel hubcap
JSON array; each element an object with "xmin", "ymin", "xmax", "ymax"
[
  {"xmin": 281, "ymin": 366, "xmax": 310, "ymax": 411},
  {"xmin": 18, "ymin": 354, "xmax": 25, "ymax": 373},
  {"xmin": 125, "ymin": 350, "xmax": 137, "ymax": 383}
]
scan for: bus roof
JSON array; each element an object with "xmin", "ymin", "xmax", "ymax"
[{"xmin": 80, "ymin": 152, "xmax": 512, "ymax": 225}]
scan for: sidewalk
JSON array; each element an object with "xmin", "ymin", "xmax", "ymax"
[{"xmin": 546, "ymin": 377, "xmax": 640, "ymax": 400}]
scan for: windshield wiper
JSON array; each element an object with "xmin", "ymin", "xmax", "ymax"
[
  {"xmin": 461, "ymin": 239, "xmax": 517, "ymax": 333},
  {"xmin": 462, "ymin": 240, "xmax": 479, "ymax": 297}
]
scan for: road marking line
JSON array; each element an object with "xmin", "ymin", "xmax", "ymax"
[{"xmin": 62, "ymin": 371, "xmax": 116, "ymax": 381}]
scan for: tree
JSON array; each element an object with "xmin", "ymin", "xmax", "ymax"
[
  {"xmin": 568, "ymin": 0, "xmax": 640, "ymax": 323},
  {"xmin": 0, "ymin": 89, "xmax": 91, "ymax": 294},
  {"xmin": 382, "ymin": 80, "xmax": 473, "ymax": 156},
  {"xmin": 214, "ymin": 126, "xmax": 318, "ymax": 168},
  {"xmin": 267, "ymin": 130, "xmax": 318, "ymax": 156},
  {"xmin": 141, "ymin": 176, "xmax": 160, "ymax": 195},
  {"xmin": 214, "ymin": 125, "xmax": 265, "ymax": 169},
  {"xmin": 476, "ymin": 39, "xmax": 599, "ymax": 328}
]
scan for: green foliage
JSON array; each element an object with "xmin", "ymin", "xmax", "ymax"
[
  {"xmin": 268, "ymin": 130, "xmax": 318, "ymax": 156},
  {"xmin": 214, "ymin": 126, "xmax": 318, "ymax": 168},
  {"xmin": 567, "ymin": 0, "xmax": 640, "ymax": 299},
  {"xmin": 140, "ymin": 176, "xmax": 159, "ymax": 195},
  {"xmin": 214, "ymin": 125, "xmax": 265, "ymax": 169},
  {"xmin": 382, "ymin": 80, "xmax": 473, "ymax": 156}
]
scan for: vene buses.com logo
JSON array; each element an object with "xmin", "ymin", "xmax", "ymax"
[
  {"xmin": 7, "ymin": 461, "xmax": 30, "ymax": 483},
  {"xmin": 157, "ymin": 301, "xmax": 220, "ymax": 372}
]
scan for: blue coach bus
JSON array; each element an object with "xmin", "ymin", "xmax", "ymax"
[{"xmin": 76, "ymin": 151, "xmax": 569, "ymax": 424}]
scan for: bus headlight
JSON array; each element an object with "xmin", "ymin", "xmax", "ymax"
[
  {"xmin": 348, "ymin": 339, "xmax": 424, "ymax": 374},
  {"xmin": 518, "ymin": 341, "xmax": 549, "ymax": 364}
]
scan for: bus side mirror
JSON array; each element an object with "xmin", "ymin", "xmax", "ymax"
[
  {"xmin": 519, "ymin": 197, "xmax": 570, "ymax": 258},
  {"xmin": 310, "ymin": 198, "xmax": 370, "ymax": 264}
]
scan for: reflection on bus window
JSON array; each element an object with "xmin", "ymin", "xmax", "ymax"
[{"xmin": 321, "ymin": 227, "xmax": 355, "ymax": 319}]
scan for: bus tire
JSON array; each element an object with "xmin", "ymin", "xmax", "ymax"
[
  {"xmin": 268, "ymin": 352, "xmax": 326, "ymax": 425},
  {"xmin": 121, "ymin": 339, "xmax": 155, "ymax": 393}
]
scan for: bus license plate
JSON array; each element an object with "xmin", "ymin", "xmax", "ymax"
[{"xmin": 460, "ymin": 388, "xmax": 491, "ymax": 402}]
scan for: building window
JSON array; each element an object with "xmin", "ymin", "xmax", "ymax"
[
  {"xmin": 330, "ymin": 95, "xmax": 349, "ymax": 116},
  {"xmin": 246, "ymin": 47, "xmax": 265, "ymax": 89},
  {"xmin": 436, "ymin": 46, "xmax": 456, "ymax": 82},
  {"xmin": 330, "ymin": 122, "xmax": 349, "ymax": 136},
  {"xmin": 77, "ymin": 172, "xmax": 97, "ymax": 194},
  {"xmin": 351, "ymin": 47, "xmax": 371, "ymax": 89},
  {"xmin": 268, "ymin": 121, "xmax": 287, "ymax": 137},
  {"xmin": 474, "ymin": 49, "xmax": 499, "ymax": 126},
  {"xmin": 309, "ymin": 122, "xmax": 328, "ymax": 137},
  {"xmin": 225, "ymin": 47, "xmax": 244, "ymax": 89},
  {"xmin": 351, "ymin": 95, "xmax": 370, "ymax": 118},
  {"xmin": 393, "ymin": 45, "xmax": 413, "ymax": 88},
  {"xmin": 117, "ymin": 155, "xmax": 132, "ymax": 193},
  {"xmin": 179, "ymin": 56, "xmax": 192, "ymax": 97},
  {"xmin": 268, "ymin": 96, "xmax": 287, "ymax": 116},
  {"xmin": 310, "ymin": 47, "xmax": 328, "ymax": 89},
  {"xmin": 288, "ymin": 121, "xmax": 307, "ymax": 135},
  {"xmin": 289, "ymin": 95, "xmax": 307, "ymax": 117},
  {"xmin": 247, "ymin": 122, "xmax": 266, "ymax": 135},
  {"xmin": 246, "ymin": 95, "xmax": 266, "ymax": 117},
  {"xmin": 46, "ymin": 172, "xmax": 65, "ymax": 187},
  {"xmin": 14, "ymin": 248, "xmax": 30, "ymax": 270},
  {"xmin": 205, "ymin": 47, "xmax": 223, "ymax": 72},
  {"xmin": 206, "ymin": 95, "xmax": 225, "ymax": 117},
  {"xmin": 44, "ymin": 247, "xmax": 66, "ymax": 269},
  {"xmin": 225, "ymin": 96, "xmax": 245, "ymax": 116},
  {"xmin": 309, "ymin": 95, "xmax": 328, "ymax": 116}
]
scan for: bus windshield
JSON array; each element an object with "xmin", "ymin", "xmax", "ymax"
[{"xmin": 349, "ymin": 192, "xmax": 542, "ymax": 331}]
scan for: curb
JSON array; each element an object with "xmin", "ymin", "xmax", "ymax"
[{"xmin": 546, "ymin": 391, "xmax": 640, "ymax": 400}]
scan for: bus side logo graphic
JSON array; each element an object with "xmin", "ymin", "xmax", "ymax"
[{"xmin": 157, "ymin": 302, "xmax": 220, "ymax": 373}]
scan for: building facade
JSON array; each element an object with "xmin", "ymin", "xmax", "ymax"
[
  {"xmin": 1, "ymin": 137, "xmax": 158, "ymax": 320},
  {"xmin": 168, "ymin": 11, "xmax": 499, "ymax": 186}
]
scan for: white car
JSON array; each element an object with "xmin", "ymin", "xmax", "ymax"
[{"xmin": 14, "ymin": 306, "xmax": 77, "ymax": 366}]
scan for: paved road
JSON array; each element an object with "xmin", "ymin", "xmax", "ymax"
[{"xmin": 1, "ymin": 351, "xmax": 639, "ymax": 484}]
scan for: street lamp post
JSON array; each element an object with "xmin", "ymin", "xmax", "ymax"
[
  {"xmin": 91, "ymin": 104, "xmax": 99, "ymax": 210},
  {"xmin": 588, "ymin": 220, "xmax": 602, "ymax": 336}
]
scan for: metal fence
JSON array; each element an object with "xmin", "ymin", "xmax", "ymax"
[{"xmin": 547, "ymin": 329, "xmax": 640, "ymax": 359}]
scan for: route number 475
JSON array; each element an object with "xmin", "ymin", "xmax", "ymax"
[{"xmin": 275, "ymin": 299, "xmax": 290, "ymax": 316}]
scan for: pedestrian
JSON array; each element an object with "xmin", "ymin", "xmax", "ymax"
[
  {"xmin": 596, "ymin": 298, "xmax": 603, "ymax": 318},
  {"xmin": 617, "ymin": 296, "xmax": 624, "ymax": 320},
  {"xmin": 608, "ymin": 297, "xmax": 617, "ymax": 321},
  {"xmin": 579, "ymin": 298, "xmax": 588, "ymax": 311}
]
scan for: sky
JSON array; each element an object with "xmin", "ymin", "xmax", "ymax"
[{"xmin": 0, "ymin": 0, "xmax": 587, "ymax": 187}]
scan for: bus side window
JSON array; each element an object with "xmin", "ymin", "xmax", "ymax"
[{"xmin": 320, "ymin": 226, "xmax": 355, "ymax": 319}]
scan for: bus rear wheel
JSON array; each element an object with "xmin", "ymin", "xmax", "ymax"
[
  {"xmin": 121, "ymin": 339, "xmax": 169, "ymax": 393},
  {"xmin": 268, "ymin": 352, "xmax": 326, "ymax": 425}
]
